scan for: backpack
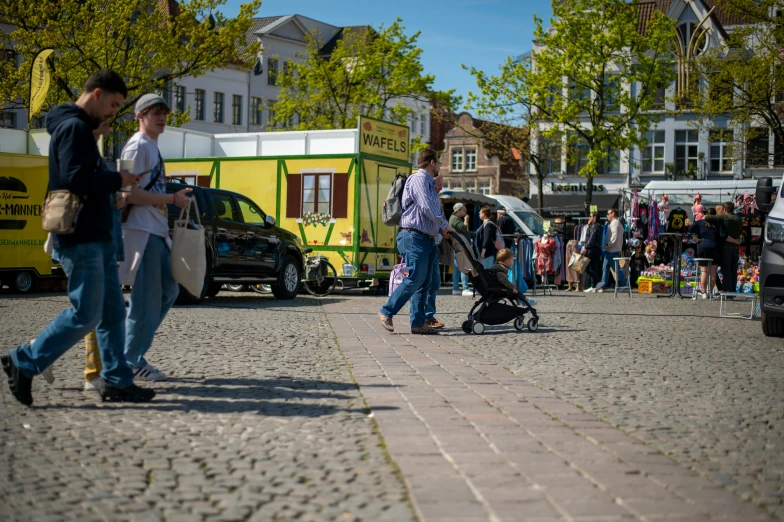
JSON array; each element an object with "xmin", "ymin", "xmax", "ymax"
[
  {"xmin": 382, "ymin": 173, "xmax": 408, "ymax": 226},
  {"xmin": 484, "ymin": 221, "xmax": 504, "ymax": 251}
]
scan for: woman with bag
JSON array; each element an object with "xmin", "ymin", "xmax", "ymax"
[
  {"xmin": 477, "ymin": 205, "xmax": 501, "ymax": 270},
  {"xmin": 581, "ymin": 213, "xmax": 603, "ymax": 293},
  {"xmin": 119, "ymin": 94, "xmax": 192, "ymax": 382}
]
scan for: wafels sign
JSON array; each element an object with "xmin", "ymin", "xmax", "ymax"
[{"xmin": 358, "ymin": 116, "xmax": 409, "ymax": 162}]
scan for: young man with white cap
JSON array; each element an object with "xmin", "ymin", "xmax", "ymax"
[
  {"xmin": 448, "ymin": 202, "xmax": 472, "ymax": 296},
  {"xmin": 119, "ymin": 94, "xmax": 192, "ymax": 381}
]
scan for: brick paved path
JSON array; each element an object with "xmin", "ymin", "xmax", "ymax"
[
  {"xmin": 323, "ymin": 295, "xmax": 776, "ymax": 522},
  {"xmin": 0, "ymin": 289, "xmax": 782, "ymax": 521}
]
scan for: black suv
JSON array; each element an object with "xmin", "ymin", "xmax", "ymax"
[{"xmin": 165, "ymin": 182, "xmax": 305, "ymax": 303}]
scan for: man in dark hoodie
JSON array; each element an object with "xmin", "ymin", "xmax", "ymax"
[{"xmin": 1, "ymin": 70, "xmax": 155, "ymax": 406}]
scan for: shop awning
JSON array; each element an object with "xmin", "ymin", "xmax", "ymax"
[
  {"xmin": 439, "ymin": 190, "xmax": 497, "ymax": 206},
  {"xmin": 528, "ymin": 194, "xmax": 620, "ymax": 217},
  {"xmin": 641, "ymin": 180, "xmax": 779, "ymax": 195}
]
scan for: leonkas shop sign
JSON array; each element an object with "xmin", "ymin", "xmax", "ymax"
[
  {"xmin": 358, "ymin": 116, "xmax": 410, "ymax": 162},
  {"xmin": 550, "ymin": 183, "xmax": 606, "ymax": 193}
]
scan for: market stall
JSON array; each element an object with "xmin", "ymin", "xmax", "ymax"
[{"xmin": 621, "ymin": 180, "xmax": 780, "ymax": 296}]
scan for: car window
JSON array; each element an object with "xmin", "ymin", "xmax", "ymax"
[
  {"xmin": 236, "ymin": 197, "xmax": 266, "ymax": 225},
  {"xmin": 211, "ymin": 193, "xmax": 238, "ymax": 222},
  {"xmin": 512, "ymin": 210, "xmax": 544, "ymax": 235}
]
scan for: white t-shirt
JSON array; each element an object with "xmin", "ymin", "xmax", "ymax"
[{"xmin": 121, "ymin": 132, "xmax": 168, "ymax": 238}]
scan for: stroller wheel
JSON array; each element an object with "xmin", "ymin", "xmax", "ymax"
[
  {"xmin": 461, "ymin": 320, "xmax": 472, "ymax": 334},
  {"xmin": 514, "ymin": 317, "xmax": 525, "ymax": 331},
  {"xmin": 472, "ymin": 322, "xmax": 485, "ymax": 335},
  {"xmin": 527, "ymin": 318, "xmax": 539, "ymax": 332}
]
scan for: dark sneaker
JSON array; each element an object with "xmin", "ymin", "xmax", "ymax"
[
  {"xmin": 99, "ymin": 381, "xmax": 156, "ymax": 403},
  {"xmin": 426, "ymin": 318, "xmax": 445, "ymax": 329},
  {"xmin": 411, "ymin": 324, "xmax": 439, "ymax": 335},
  {"xmin": 378, "ymin": 313, "xmax": 394, "ymax": 332},
  {"xmin": 1, "ymin": 354, "xmax": 33, "ymax": 407}
]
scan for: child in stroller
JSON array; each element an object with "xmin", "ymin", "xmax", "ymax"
[{"xmin": 449, "ymin": 233, "xmax": 539, "ymax": 335}]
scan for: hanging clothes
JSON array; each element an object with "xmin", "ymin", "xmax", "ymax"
[
  {"xmin": 565, "ymin": 240, "xmax": 581, "ymax": 283},
  {"xmin": 534, "ymin": 236, "xmax": 557, "ymax": 274}
]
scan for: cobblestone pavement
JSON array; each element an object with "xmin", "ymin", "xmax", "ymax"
[
  {"xmin": 0, "ymin": 289, "xmax": 782, "ymax": 521},
  {"xmin": 0, "ymin": 292, "xmax": 415, "ymax": 522},
  {"xmin": 347, "ymin": 290, "xmax": 783, "ymax": 520}
]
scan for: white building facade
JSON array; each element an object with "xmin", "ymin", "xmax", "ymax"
[{"xmin": 529, "ymin": 0, "xmax": 776, "ymax": 211}]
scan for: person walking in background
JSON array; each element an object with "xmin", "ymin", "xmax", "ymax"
[
  {"xmin": 119, "ymin": 94, "xmax": 192, "ymax": 381},
  {"xmin": 2, "ymin": 70, "xmax": 153, "ymax": 406},
  {"xmin": 596, "ymin": 208, "xmax": 625, "ymax": 293},
  {"xmin": 378, "ymin": 149, "xmax": 455, "ymax": 335},
  {"xmin": 496, "ymin": 206, "xmax": 516, "ymax": 249},
  {"xmin": 477, "ymin": 205, "xmax": 499, "ymax": 270},
  {"xmin": 580, "ymin": 212, "xmax": 602, "ymax": 293},
  {"xmin": 449, "ymin": 202, "xmax": 472, "ymax": 296},
  {"xmin": 706, "ymin": 201, "xmax": 742, "ymax": 292}
]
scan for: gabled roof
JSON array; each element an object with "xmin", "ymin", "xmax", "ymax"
[
  {"xmin": 637, "ymin": 0, "xmax": 751, "ymax": 40},
  {"xmin": 319, "ymin": 25, "xmax": 374, "ymax": 58}
]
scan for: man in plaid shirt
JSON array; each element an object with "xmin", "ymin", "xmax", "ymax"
[{"xmin": 379, "ymin": 149, "xmax": 455, "ymax": 335}]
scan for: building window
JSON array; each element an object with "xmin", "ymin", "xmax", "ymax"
[
  {"xmin": 253, "ymin": 59, "xmax": 263, "ymax": 76},
  {"xmin": 411, "ymin": 113, "xmax": 419, "ymax": 134},
  {"xmin": 302, "ymin": 173, "xmax": 331, "ymax": 215},
  {"xmin": 214, "ymin": 92, "xmax": 224, "ymax": 123},
  {"xmin": 567, "ymin": 138, "xmax": 589, "ymax": 174},
  {"xmin": 479, "ymin": 182, "xmax": 491, "ymax": 195},
  {"xmin": 451, "ymin": 148, "xmax": 464, "ymax": 171},
  {"xmin": 283, "ymin": 60, "xmax": 291, "ymax": 80},
  {"xmin": 604, "ymin": 74, "xmax": 621, "ymax": 113},
  {"xmin": 675, "ymin": 130, "xmax": 699, "ymax": 172},
  {"xmin": 0, "ymin": 111, "xmax": 16, "ymax": 128},
  {"xmin": 232, "ymin": 95, "xmax": 242, "ymax": 125},
  {"xmin": 251, "ymin": 97, "xmax": 262, "ymax": 125},
  {"xmin": 195, "ymin": 89, "xmax": 205, "ymax": 121},
  {"xmin": 450, "ymin": 181, "xmax": 463, "ymax": 190},
  {"xmin": 465, "ymin": 148, "xmax": 477, "ymax": 171},
  {"xmin": 268, "ymin": 58, "xmax": 278, "ymax": 86},
  {"xmin": 746, "ymin": 128, "xmax": 769, "ymax": 168},
  {"xmin": 420, "ymin": 114, "xmax": 427, "ymax": 135},
  {"xmin": 652, "ymin": 84, "xmax": 666, "ymax": 110},
  {"xmin": 173, "ymin": 85, "xmax": 186, "ymax": 114},
  {"xmin": 710, "ymin": 130, "xmax": 733, "ymax": 172},
  {"xmin": 1, "ymin": 49, "xmax": 19, "ymax": 68},
  {"xmin": 642, "ymin": 130, "xmax": 665, "ymax": 173},
  {"xmin": 30, "ymin": 114, "xmax": 45, "ymax": 129},
  {"xmin": 604, "ymin": 148, "xmax": 621, "ymax": 174},
  {"xmin": 267, "ymin": 100, "xmax": 276, "ymax": 128}
]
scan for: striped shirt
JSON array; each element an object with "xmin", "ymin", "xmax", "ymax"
[{"xmin": 399, "ymin": 169, "xmax": 449, "ymax": 238}]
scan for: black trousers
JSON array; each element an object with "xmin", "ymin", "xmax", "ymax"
[
  {"xmin": 584, "ymin": 247, "xmax": 603, "ymax": 288},
  {"xmin": 721, "ymin": 246, "xmax": 740, "ymax": 292}
]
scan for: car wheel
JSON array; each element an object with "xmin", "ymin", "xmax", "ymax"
[
  {"xmin": 205, "ymin": 282, "xmax": 222, "ymax": 298},
  {"xmin": 251, "ymin": 284, "xmax": 272, "ymax": 294},
  {"xmin": 272, "ymin": 256, "xmax": 301, "ymax": 300},
  {"xmin": 225, "ymin": 284, "xmax": 249, "ymax": 292},
  {"xmin": 14, "ymin": 271, "xmax": 35, "ymax": 293},
  {"xmin": 762, "ymin": 311, "xmax": 784, "ymax": 337}
]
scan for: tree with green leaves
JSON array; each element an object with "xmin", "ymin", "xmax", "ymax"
[
  {"xmin": 0, "ymin": 0, "xmax": 261, "ymax": 143},
  {"xmin": 465, "ymin": 55, "xmax": 564, "ymax": 216},
  {"xmin": 527, "ymin": 0, "xmax": 676, "ymax": 214},
  {"xmin": 272, "ymin": 19, "xmax": 458, "ymax": 132},
  {"xmin": 688, "ymin": 1, "xmax": 784, "ymax": 169}
]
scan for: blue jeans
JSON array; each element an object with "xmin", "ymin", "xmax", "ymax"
[
  {"xmin": 599, "ymin": 250, "xmax": 626, "ymax": 288},
  {"xmin": 425, "ymin": 249, "xmax": 441, "ymax": 321},
  {"xmin": 452, "ymin": 253, "xmax": 469, "ymax": 292},
  {"xmin": 11, "ymin": 242, "xmax": 134, "ymax": 387},
  {"xmin": 480, "ymin": 256, "xmax": 495, "ymax": 270},
  {"xmin": 125, "ymin": 235, "xmax": 179, "ymax": 369},
  {"xmin": 381, "ymin": 230, "xmax": 436, "ymax": 328}
]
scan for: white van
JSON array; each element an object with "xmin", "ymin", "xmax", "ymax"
[
  {"xmin": 755, "ymin": 177, "xmax": 784, "ymax": 337},
  {"xmin": 489, "ymin": 195, "xmax": 546, "ymax": 237}
]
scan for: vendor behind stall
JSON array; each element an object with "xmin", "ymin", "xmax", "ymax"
[{"xmin": 705, "ymin": 201, "xmax": 742, "ymax": 292}]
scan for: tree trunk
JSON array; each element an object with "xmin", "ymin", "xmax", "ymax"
[
  {"xmin": 584, "ymin": 175, "xmax": 594, "ymax": 217},
  {"xmin": 537, "ymin": 172, "xmax": 544, "ymax": 216}
]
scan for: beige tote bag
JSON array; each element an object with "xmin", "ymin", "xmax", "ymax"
[{"xmin": 171, "ymin": 197, "xmax": 206, "ymax": 297}]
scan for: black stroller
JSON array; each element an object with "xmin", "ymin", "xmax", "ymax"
[{"xmin": 449, "ymin": 233, "xmax": 539, "ymax": 335}]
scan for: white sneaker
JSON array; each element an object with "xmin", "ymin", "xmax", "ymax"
[
  {"xmin": 700, "ymin": 292, "xmax": 708, "ymax": 300},
  {"xmin": 83, "ymin": 379, "xmax": 100, "ymax": 391},
  {"xmin": 452, "ymin": 290, "xmax": 462, "ymax": 296},
  {"xmin": 527, "ymin": 298, "xmax": 537, "ymax": 306},
  {"xmin": 132, "ymin": 363, "xmax": 168, "ymax": 382},
  {"xmin": 584, "ymin": 288, "xmax": 595, "ymax": 293},
  {"xmin": 462, "ymin": 290, "xmax": 474, "ymax": 297}
]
